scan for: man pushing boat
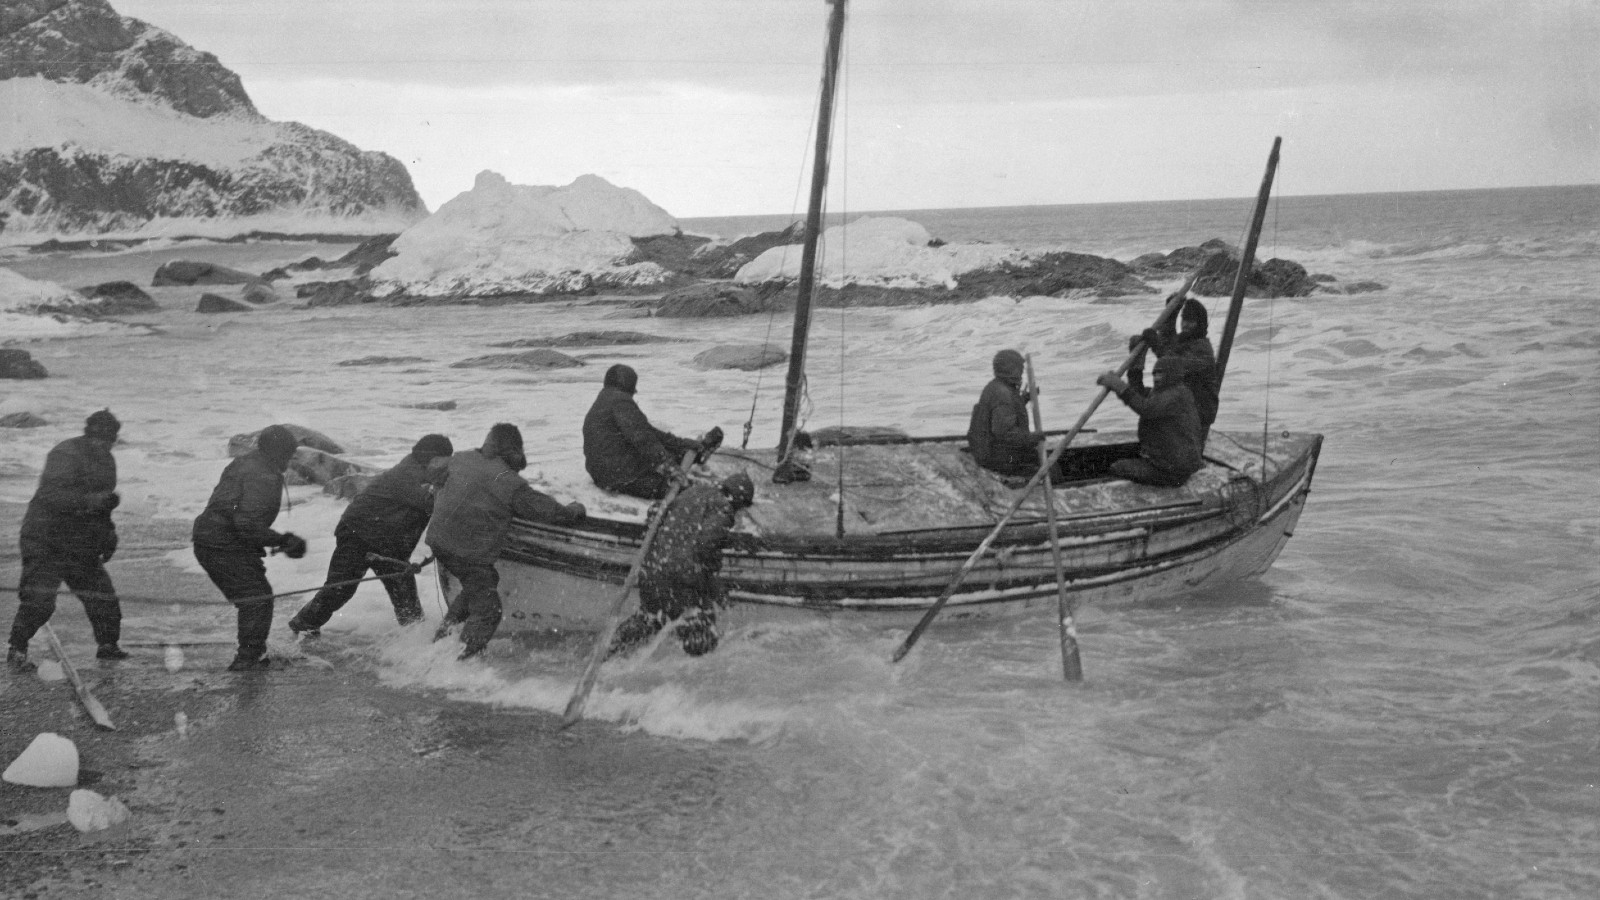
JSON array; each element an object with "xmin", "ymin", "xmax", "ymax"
[
  {"xmin": 427, "ymin": 424, "xmax": 586, "ymax": 659},
  {"xmin": 607, "ymin": 471, "xmax": 755, "ymax": 659}
]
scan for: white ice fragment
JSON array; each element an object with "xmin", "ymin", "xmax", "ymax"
[
  {"xmin": 164, "ymin": 645, "xmax": 184, "ymax": 672},
  {"xmin": 174, "ymin": 711, "xmax": 189, "ymax": 738},
  {"xmin": 35, "ymin": 659, "xmax": 65, "ymax": 681},
  {"xmin": 2, "ymin": 733, "xmax": 79, "ymax": 787},
  {"xmin": 67, "ymin": 789, "xmax": 131, "ymax": 832}
]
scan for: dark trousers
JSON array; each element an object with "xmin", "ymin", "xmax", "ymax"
[
  {"xmin": 291, "ymin": 530, "xmax": 421, "ymax": 628},
  {"xmin": 435, "ymin": 550, "xmax": 500, "ymax": 651},
  {"xmin": 1110, "ymin": 457, "xmax": 1191, "ymax": 488},
  {"xmin": 9, "ymin": 544, "xmax": 121, "ymax": 650},
  {"xmin": 609, "ymin": 575, "xmax": 721, "ymax": 658},
  {"xmin": 194, "ymin": 545, "xmax": 275, "ymax": 659}
]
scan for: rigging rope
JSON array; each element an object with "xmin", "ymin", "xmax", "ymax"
[
  {"xmin": 1260, "ymin": 163, "xmax": 1284, "ymax": 479},
  {"xmin": 834, "ymin": 37, "xmax": 850, "ymax": 539},
  {"xmin": 742, "ymin": 70, "xmax": 824, "ymax": 451}
]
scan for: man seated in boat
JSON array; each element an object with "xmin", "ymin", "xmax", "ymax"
[
  {"xmin": 607, "ymin": 472, "xmax": 755, "ymax": 659},
  {"xmin": 967, "ymin": 349, "xmax": 1049, "ymax": 479},
  {"xmin": 583, "ymin": 364, "xmax": 712, "ymax": 500},
  {"xmin": 1136, "ymin": 297, "xmax": 1219, "ymax": 440},
  {"xmin": 1095, "ymin": 355, "xmax": 1204, "ymax": 487}
]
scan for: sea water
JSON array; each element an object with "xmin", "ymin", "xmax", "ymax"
[{"xmin": 1, "ymin": 184, "xmax": 1596, "ymax": 897}]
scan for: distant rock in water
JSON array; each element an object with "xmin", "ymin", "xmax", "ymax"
[
  {"xmin": 297, "ymin": 279, "xmax": 374, "ymax": 307},
  {"xmin": 406, "ymin": 400, "xmax": 457, "ymax": 411},
  {"xmin": 241, "ymin": 282, "xmax": 278, "ymax": 304},
  {"xmin": 1131, "ymin": 239, "xmax": 1337, "ymax": 298},
  {"xmin": 693, "ymin": 344, "xmax": 788, "ymax": 371},
  {"xmin": 0, "ymin": 0, "xmax": 426, "ymax": 238},
  {"xmin": 154, "ymin": 261, "xmax": 258, "ymax": 287},
  {"xmin": 286, "ymin": 447, "xmax": 373, "ymax": 488},
  {"xmin": 489, "ymin": 331, "xmax": 688, "ymax": 348},
  {"xmin": 0, "ymin": 411, "xmax": 50, "ymax": 427},
  {"xmin": 337, "ymin": 355, "xmax": 430, "ymax": 367},
  {"xmin": 449, "ymin": 349, "xmax": 586, "ymax": 370},
  {"xmin": 77, "ymin": 281, "xmax": 156, "ymax": 315},
  {"xmin": 229, "ymin": 425, "xmax": 344, "ymax": 457},
  {"xmin": 196, "ymin": 293, "xmax": 252, "ymax": 313},
  {"xmin": 0, "ymin": 349, "xmax": 49, "ymax": 379},
  {"xmin": 334, "ymin": 234, "xmax": 400, "ymax": 275},
  {"xmin": 653, "ymin": 284, "xmax": 772, "ymax": 318}
]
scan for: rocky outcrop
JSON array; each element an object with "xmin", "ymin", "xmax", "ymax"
[
  {"xmin": 1, "ymin": 0, "xmax": 254, "ymax": 118},
  {"xmin": 448, "ymin": 349, "xmax": 586, "ymax": 370},
  {"xmin": 336, "ymin": 355, "xmax": 429, "ymax": 367},
  {"xmin": 0, "ymin": 0, "xmax": 426, "ymax": 238},
  {"xmin": 0, "ymin": 348, "xmax": 49, "ymax": 378},
  {"xmin": 152, "ymin": 260, "xmax": 258, "ymax": 286},
  {"xmin": 229, "ymin": 424, "xmax": 344, "ymax": 457},
  {"xmin": 693, "ymin": 344, "xmax": 788, "ymax": 371},
  {"xmin": 488, "ymin": 331, "xmax": 689, "ymax": 349},
  {"xmin": 0, "ymin": 411, "xmax": 50, "ymax": 427},
  {"xmin": 77, "ymin": 280, "xmax": 156, "ymax": 315},
  {"xmin": 195, "ymin": 292, "xmax": 251, "ymax": 313}
]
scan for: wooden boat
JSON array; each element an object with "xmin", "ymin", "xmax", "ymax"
[
  {"xmin": 488, "ymin": 430, "xmax": 1320, "ymax": 633},
  {"xmin": 454, "ymin": 0, "xmax": 1322, "ymax": 642}
]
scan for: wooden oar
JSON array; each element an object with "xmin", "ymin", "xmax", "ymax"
[
  {"xmin": 891, "ymin": 275, "xmax": 1197, "ymax": 664},
  {"xmin": 561, "ymin": 447, "xmax": 700, "ymax": 728},
  {"xmin": 40, "ymin": 623, "xmax": 116, "ymax": 731},
  {"xmin": 1025, "ymin": 354, "xmax": 1083, "ymax": 682}
]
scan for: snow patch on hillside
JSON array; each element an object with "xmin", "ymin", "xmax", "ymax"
[{"xmin": 1, "ymin": 77, "xmax": 273, "ymax": 168}]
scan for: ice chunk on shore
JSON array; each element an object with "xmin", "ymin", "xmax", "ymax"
[
  {"xmin": 734, "ymin": 216, "xmax": 1017, "ymax": 289},
  {"xmin": 164, "ymin": 645, "xmax": 185, "ymax": 672},
  {"xmin": 35, "ymin": 659, "xmax": 66, "ymax": 681},
  {"xmin": 369, "ymin": 171, "xmax": 679, "ymax": 297},
  {"xmin": 67, "ymin": 789, "xmax": 131, "ymax": 832},
  {"xmin": 2, "ymin": 732, "xmax": 79, "ymax": 787}
]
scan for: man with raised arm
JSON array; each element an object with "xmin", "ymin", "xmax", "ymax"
[{"xmin": 1096, "ymin": 355, "xmax": 1205, "ymax": 488}]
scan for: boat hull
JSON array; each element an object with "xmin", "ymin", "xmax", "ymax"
[{"xmin": 443, "ymin": 430, "xmax": 1322, "ymax": 635}]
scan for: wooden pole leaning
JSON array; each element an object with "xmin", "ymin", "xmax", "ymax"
[
  {"xmin": 1025, "ymin": 354, "xmax": 1083, "ymax": 682},
  {"xmin": 891, "ymin": 275, "xmax": 1198, "ymax": 664},
  {"xmin": 561, "ymin": 447, "xmax": 701, "ymax": 729},
  {"xmin": 41, "ymin": 623, "xmax": 116, "ymax": 730}
]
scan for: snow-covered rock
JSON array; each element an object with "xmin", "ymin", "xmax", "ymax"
[
  {"xmin": 0, "ymin": 0, "xmax": 426, "ymax": 242},
  {"xmin": 735, "ymin": 216, "xmax": 1018, "ymax": 289},
  {"xmin": 67, "ymin": 789, "xmax": 130, "ymax": 832},
  {"xmin": 3, "ymin": 732, "xmax": 79, "ymax": 787},
  {"xmin": 368, "ymin": 172, "xmax": 682, "ymax": 298},
  {"xmin": 2, "ymin": 266, "xmax": 143, "ymax": 340}
]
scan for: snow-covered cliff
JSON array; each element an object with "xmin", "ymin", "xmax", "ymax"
[{"xmin": 0, "ymin": 0, "xmax": 427, "ymax": 242}]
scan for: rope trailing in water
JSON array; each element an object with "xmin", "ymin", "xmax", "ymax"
[{"xmin": 0, "ymin": 554, "xmax": 434, "ymax": 609}]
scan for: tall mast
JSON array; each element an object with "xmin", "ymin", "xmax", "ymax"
[{"xmin": 776, "ymin": 0, "xmax": 847, "ymax": 467}]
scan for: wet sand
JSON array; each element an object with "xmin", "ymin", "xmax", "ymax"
[{"xmin": 1, "ymin": 504, "xmax": 758, "ymax": 900}]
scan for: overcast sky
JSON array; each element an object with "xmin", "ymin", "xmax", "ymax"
[{"xmin": 113, "ymin": 0, "xmax": 1599, "ymax": 218}]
